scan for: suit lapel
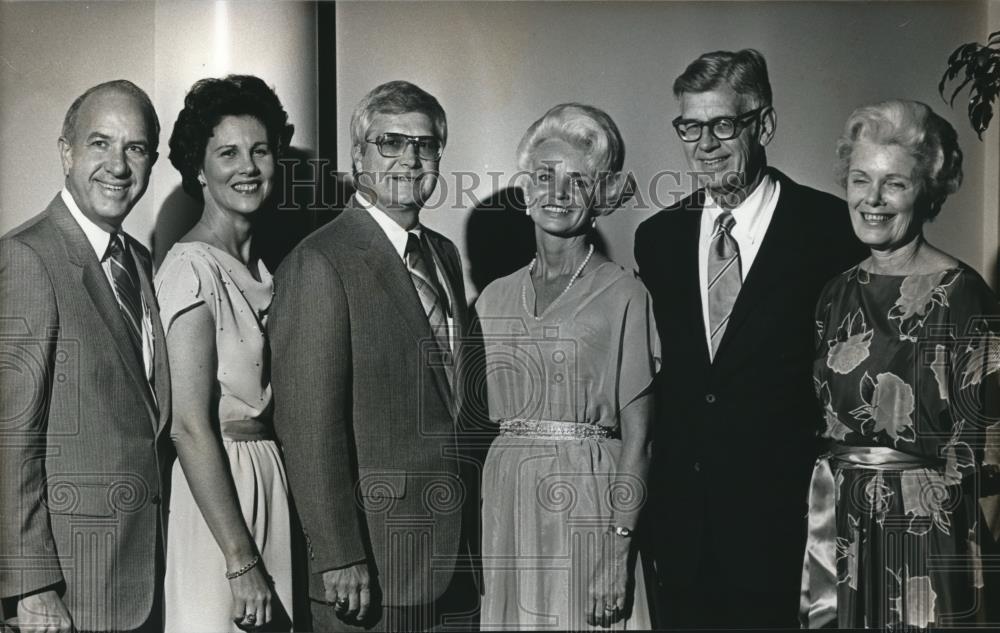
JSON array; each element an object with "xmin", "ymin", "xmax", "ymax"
[
  {"xmin": 424, "ymin": 232, "xmax": 464, "ymax": 414},
  {"xmin": 349, "ymin": 206, "xmax": 432, "ymax": 342},
  {"xmin": 347, "ymin": 203, "xmax": 456, "ymax": 409},
  {"xmin": 48, "ymin": 198, "xmax": 158, "ymax": 428},
  {"xmin": 714, "ymin": 174, "xmax": 798, "ymax": 359},
  {"xmin": 132, "ymin": 241, "xmax": 170, "ymax": 435},
  {"xmin": 674, "ymin": 201, "xmax": 712, "ymax": 368}
]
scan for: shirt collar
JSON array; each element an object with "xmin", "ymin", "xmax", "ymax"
[
  {"xmin": 704, "ymin": 171, "xmax": 778, "ymax": 240},
  {"xmin": 61, "ymin": 188, "xmax": 123, "ymax": 260},
  {"xmin": 355, "ymin": 194, "xmax": 422, "ymax": 260}
]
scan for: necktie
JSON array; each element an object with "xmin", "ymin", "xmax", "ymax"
[
  {"xmin": 405, "ymin": 232, "xmax": 452, "ymax": 355},
  {"xmin": 707, "ymin": 211, "xmax": 742, "ymax": 357},
  {"xmin": 106, "ymin": 234, "xmax": 144, "ymax": 362}
]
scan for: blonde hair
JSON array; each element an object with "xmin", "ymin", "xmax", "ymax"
[
  {"xmin": 836, "ymin": 99, "xmax": 962, "ymax": 220},
  {"xmin": 516, "ymin": 103, "xmax": 632, "ymax": 215}
]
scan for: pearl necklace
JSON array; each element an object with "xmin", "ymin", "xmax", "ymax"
[{"xmin": 522, "ymin": 243, "xmax": 595, "ymax": 320}]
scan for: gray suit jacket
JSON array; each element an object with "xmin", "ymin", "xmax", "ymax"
[
  {"xmin": 270, "ymin": 198, "xmax": 472, "ymax": 607},
  {"xmin": 0, "ymin": 194, "xmax": 172, "ymax": 630}
]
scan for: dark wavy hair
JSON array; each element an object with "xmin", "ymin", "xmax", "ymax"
[{"xmin": 169, "ymin": 74, "xmax": 294, "ymax": 201}]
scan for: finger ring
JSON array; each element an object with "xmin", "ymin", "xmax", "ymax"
[
  {"xmin": 244, "ymin": 613, "xmax": 257, "ymax": 624},
  {"xmin": 336, "ymin": 598, "xmax": 349, "ymax": 607}
]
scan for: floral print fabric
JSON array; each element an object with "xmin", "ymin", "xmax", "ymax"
[{"xmin": 812, "ymin": 265, "xmax": 998, "ymax": 629}]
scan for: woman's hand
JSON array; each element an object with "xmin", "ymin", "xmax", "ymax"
[
  {"xmin": 586, "ymin": 531, "xmax": 632, "ymax": 627},
  {"xmin": 229, "ymin": 564, "xmax": 273, "ymax": 630}
]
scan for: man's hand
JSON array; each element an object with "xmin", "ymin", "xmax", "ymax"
[
  {"xmin": 13, "ymin": 589, "xmax": 73, "ymax": 633},
  {"xmin": 322, "ymin": 562, "xmax": 373, "ymax": 623}
]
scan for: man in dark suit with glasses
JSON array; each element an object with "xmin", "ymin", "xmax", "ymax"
[{"xmin": 634, "ymin": 49, "xmax": 865, "ymax": 627}]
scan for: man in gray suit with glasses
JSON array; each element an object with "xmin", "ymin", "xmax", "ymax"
[{"xmin": 271, "ymin": 80, "xmax": 479, "ymax": 632}]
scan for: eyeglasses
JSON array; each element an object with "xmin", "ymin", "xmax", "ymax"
[
  {"xmin": 671, "ymin": 106, "xmax": 767, "ymax": 142},
  {"xmin": 365, "ymin": 133, "xmax": 443, "ymax": 161}
]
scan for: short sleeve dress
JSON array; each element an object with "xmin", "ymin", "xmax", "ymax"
[
  {"xmin": 155, "ymin": 242, "xmax": 293, "ymax": 632},
  {"xmin": 802, "ymin": 264, "xmax": 999, "ymax": 629},
  {"xmin": 476, "ymin": 261, "xmax": 661, "ymax": 631}
]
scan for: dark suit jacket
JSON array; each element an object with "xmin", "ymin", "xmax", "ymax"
[
  {"xmin": 270, "ymin": 198, "xmax": 472, "ymax": 607},
  {"xmin": 634, "ymin": 170, "xmax": 865, "ymax": 605},
  {"xmin": 0, "ymin": 194, "xmax": 172, "ymax": 631}
]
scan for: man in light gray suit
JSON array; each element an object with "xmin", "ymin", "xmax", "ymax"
[
  {"xmin": 271, "ymin": 80, "xmax": 479, "ymax": 632},
  {"xmin": 0, "ymin": 80, "xmax": 171, "ymax": 632}
]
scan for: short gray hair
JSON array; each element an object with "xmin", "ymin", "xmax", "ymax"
[
  {"xmin": 349, "ymin": 80, "xmax": 447, "ymax": 154},
  {"xmin": 61, "ymin": 80, "xmax": 160, "ymax": 147},
  {"xmin": 673, "ymin": 49, "xmax": 773, "ymax": 110},
  {"xmin": 835, "ymin": 99, "xmax": 962, "ymax": 220}
]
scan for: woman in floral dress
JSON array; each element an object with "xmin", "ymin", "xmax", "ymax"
[{"xmin": 800, "ymin": 99, "xmax": 999, "ymax": 629}]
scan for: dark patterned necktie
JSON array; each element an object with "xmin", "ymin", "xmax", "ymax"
[
  {"xmin": 707, "ymin": 211, "xmax": 742, "ymax": 357},
  {"xmin": 405, "ymin": 232, "xmax": 451, "ymax": 354},
  {"xmin": 106, "ymin": 234, "xmax": 144, "ymax": 361}
]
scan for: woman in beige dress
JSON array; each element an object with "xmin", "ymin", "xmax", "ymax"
[
  {"xmin": 156, "ymin": 75, "xmax": 294, "ymax": 631},
  {"xmin": 478, "ymin": 103, "xmax": 660, "ymax": 630}
]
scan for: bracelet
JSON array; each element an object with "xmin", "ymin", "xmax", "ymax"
[
  {"xmin": 610, "ymin": 525, "xmax": 634, "ymax": 538},
  {"xmin": 225, "ymin": 554, "xmax": 261, "ymax": 580}
]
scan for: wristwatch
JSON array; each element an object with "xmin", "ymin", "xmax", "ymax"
[{"xmin": 611, "ymin": 525, "xmax": 633, "ymax": 538}]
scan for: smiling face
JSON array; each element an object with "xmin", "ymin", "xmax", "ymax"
[
  {"xmin": 678, "ymin": 85, "xmax": 773, "ymax": 205},
  {"xmin": 59, "ymin": 89, "xmax": 158, "ymax": 232},
  {"xmin": 524, "ymin": 138, "xmax": 597, "ymax": 238},
  {"xmin": 846, "ymin": 140, "xmax": 926, "ymax": 252},
  {"xmin": 352, "ymin": 111, "xmax": 440, "ymax": 214},
  {"xmin": 200, "ymin": 115, "xmax": 275, "ymax": 217}
]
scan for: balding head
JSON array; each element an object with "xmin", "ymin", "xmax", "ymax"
[{"xmin": 61, "ymin": 80, "xmax": 159, "ymax": 149}]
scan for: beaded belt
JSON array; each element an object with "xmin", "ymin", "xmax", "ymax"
[
  {"xmin": 497, "ymin": 418, "xmax": 619, "ymax": 440},
  {"xmin": 221, "ymin": 418, "xmax": 275, "ymax": 442}
]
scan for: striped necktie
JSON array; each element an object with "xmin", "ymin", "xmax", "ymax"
[
  {"xmin": 405, "ymin": 232, "xmax": 452, "ymax": 355},
  {"xmin": 707, "ymin": 211, "xmax": 741, "ymax": 358},
  {"xmin": 105, "ymin": 234, "xmax": 144, "ymax": 361}
]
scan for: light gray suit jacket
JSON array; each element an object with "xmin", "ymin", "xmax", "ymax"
[
  {"xmin": 0, "ymin": 194, "xmax": 172, "ymax": 631},
  {"xmin": 270, "ymin": 198, "xmax": 474, "ymax": 607}
]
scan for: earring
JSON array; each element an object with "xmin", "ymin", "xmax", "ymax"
[
  {"xmin": 198, "ymin": 176, "xmax": 207, "ymax": 186},
  {"xmin": 525, "ymin": 207, "xmax": 531, "ymax": 216},
  {"xmin": 591, "ymin": 217, "xmax": 598, "ymax": 228}
]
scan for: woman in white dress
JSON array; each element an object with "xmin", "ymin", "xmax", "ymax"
[{"xmin": 156, "ymin": 75, "xmax": 295, "ymax": 632}]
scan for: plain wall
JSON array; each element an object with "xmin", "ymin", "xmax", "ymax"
[
  {"xmin": 149, "ymin": 0, "xmax": 318, "ymax": 264},
  {"xmin": 336, "ymin": 1, "xmax": 995, "ymax": 298},
  {"xmin": 0, "ymin": 1, "xmax": 156, "ymax": 238}
]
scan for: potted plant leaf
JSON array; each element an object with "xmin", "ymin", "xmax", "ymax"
[{"xmin": 939, "ymin": 30, "xmax": 1000, "ymax": 140}]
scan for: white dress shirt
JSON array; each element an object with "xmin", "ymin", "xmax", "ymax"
[
  {"xmin": 697, "ymin": 174, "xmax": 781, "ymax": 359},
  {"xmin": 356, "ymin": 195, "xmax": 456, "ymax": 350},
  {"xmin": 62, "ymin": 189, "xmax": 155, "ymax": 383}
]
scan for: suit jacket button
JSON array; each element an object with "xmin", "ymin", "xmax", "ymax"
[
  {"xmin": 151, "ymin": 494, "xmax": 161, "ymax": 505},
  {"xmin": 705, "ymin": 393, "xmax": 716, "ymax": 404}
]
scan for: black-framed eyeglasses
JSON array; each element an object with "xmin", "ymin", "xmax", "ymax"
[
  {"xmin": 671, "ymin": 106, "xmax": 767, "ymax": 143},
  {"xmin": 365, "ymin": 133, "xmax": 443, "ymax": 161}
]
